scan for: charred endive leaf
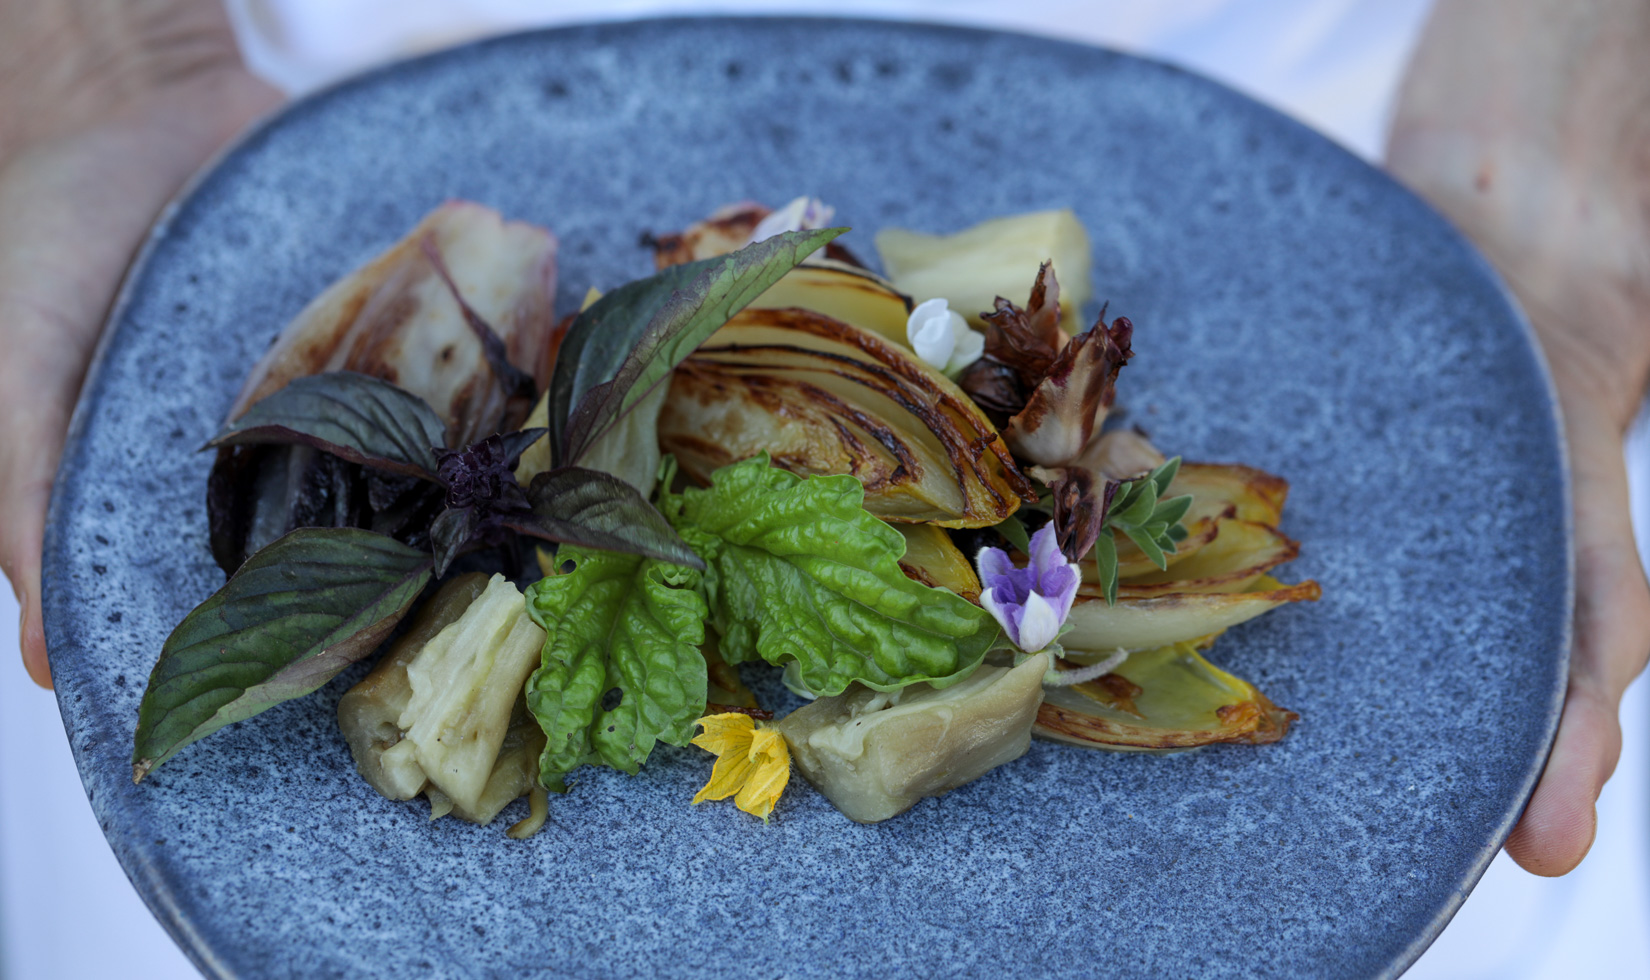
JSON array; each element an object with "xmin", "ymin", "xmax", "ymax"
[
  {"xmin": 524, "ymin": 546, "xmax": 709, "ymax": 784},
  {"xmin": 661, "ymin": 455, "xmax": 1000, "ymax": 697},
  {"xmin": 659, "ymin": 307, "xmax": 1035, "ymax": 527},
  {"xmin": 210, "ymin": 202, "xmax": 557, "ymax": 572},
  {"xmin": 133, "ymin": 528, "xmax": 433, "ymax": 782},
  {"xmin": 552, "ymin": 227, "xmax": 846, "ymax": 469},
  {"xmin": 1064, "ymin": 575, "xmax": 1321, "ymax": 651},
  {"xmin": 1036, "ymin": 642, "xmax": 1297, "ymax": 750},
  {"xmin": 1003, "ymin": 309, "xmax": 1133, "ymax": 467}
]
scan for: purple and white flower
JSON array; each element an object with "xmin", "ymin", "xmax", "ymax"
[
  {"xmin": 750, "ymin": 195, "xmax": 835, "ymax": 243},
  {"xmin": 976, "ymin": 524, "xmax": 1080, "ymax": 653}
]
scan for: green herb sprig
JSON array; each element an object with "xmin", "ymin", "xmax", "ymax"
[{"xmin": 1091, "ymin": 456, "xmax": 1193, "ymax": 605}]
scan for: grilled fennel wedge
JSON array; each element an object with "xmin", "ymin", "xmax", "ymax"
[{"xmin": 659, "ymin": 306, "xmax": 1035, "ymax": 527}]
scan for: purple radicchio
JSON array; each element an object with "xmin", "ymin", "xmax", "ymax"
[{"xmin": 976, "ymin": 524, "xmax": 1081, "ymax": 653}]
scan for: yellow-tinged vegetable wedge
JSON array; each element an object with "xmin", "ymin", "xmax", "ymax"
[
  {"xmin": 1114, "ymin": 462, "xmax": 1290, "ymax": 577},
  {"xmin": 748, "ymin": 259, "xmax": 915, "ymax": 349},
  {"xmin": 1064, "ymin": 575, "xmax": 1321, "ymax": 651},
  {"xmin": 658, "ymin": 307, "xmax": 1036, "ymax": 527},
  {"xmin": 1035, "ymin": 642, "xmax": 1296, "ymax": 750},
  {"xmin": 895, "ymin": 524, "xmax": 982, "ymax": 601},
  {"xmin": 875, "ymin": 209, "xmax": 1092, "ymax": 333},
  {"xmin": 1118, "ymin": 519, "xmax": 1299, "ymax": 598}
]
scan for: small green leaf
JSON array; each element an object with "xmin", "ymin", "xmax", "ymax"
[
  {"xmin": 555, "ymin": 227, "xmax": 846, "ymax": 466},
  {"xmin": 1152, "ymin": 493, "xmax": 1193, "ymax": 529},
  {"xmin": 665, "ymin": 455, "xmax": 998, "ymax": 696},
  {"xmin": 1114, "ymin": 481, "xmax": 1159, "ymax": 528},
  {"xmin": 995, "ymin": 514, "xmax": 1033, "ymax": 554},
  {"xmin": 1091, "ymin": 532, "xmax": 1120, "ymax": 606},
  {"xmin": 132, "ymin": 528, "xmax": 433, "ymax": 782},
  {"xmin": 205, "ymin": 371, "xmax": 446, "ymax": 480},
  {"xmin": 1121, "ymin": 524, "xmax": 1169, "ymax": 570},
  {"xmin": 524, "ymin": 547, "xmax": 708, "ymax": 784},
  {"xmin": 1150, "ymin": 456, "xmax": 1182, "ymax": 497}
]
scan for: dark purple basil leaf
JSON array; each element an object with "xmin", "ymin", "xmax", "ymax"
[
  {"xmin": 420, "ymin": 237, "xmax": 538, "ymax": 408},
  {"xmin": 132, "ymin": 528, "xmax": 434, "ymax": 782},
  {"xmin": 429, "ymin": 505, "xmax": 478, "ymax": 576},
  {"xmin": 507, "ymin": 467, "xmax": 704, "ymax": 569},
  {"xmin": 205, "ymin": 371, "xmax": 446, "ymax": 480},
  {"xmin": 555, "ymin": 227, "xmax": 846, "ymax": 466},
  {"xmin": 435, "ymin": 433, "xmax": 534, "ymax": 513}
]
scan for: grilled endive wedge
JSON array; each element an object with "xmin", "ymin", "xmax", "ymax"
[
  {"xmin": 1036, "ymin": 642, "xmax": 1296, "ymax": 750},
  {"xmin": 659, "ymin": 307, "xmax": 1036, "ymax": 527}
]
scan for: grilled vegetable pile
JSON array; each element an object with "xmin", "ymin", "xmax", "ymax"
[{"xmin": 133, "ymin": 197, "xmax": 1318, "ymax": 830}]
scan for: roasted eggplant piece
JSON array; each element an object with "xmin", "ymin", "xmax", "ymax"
[
  {"xmin": 777, "ymin": 653, "xmax": 1048, "ymax": 822},
  {"xmin": 1036, "ymin": 642, "xmax": 1297, "ymax": 750},
  {"xmin": 658, "ymin": 307, "xmax": 1036, "ymax": 527},
  {"xmin": 339, "ymin": 573, "xmax": 551, "ymax": 831}
]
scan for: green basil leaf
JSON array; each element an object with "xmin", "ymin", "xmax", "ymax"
[
  {"xmin": 555, "ymin": 227, "xmax": 846, "ymax": 465},
  {"xmin": 665, "ymin": 454, "xmax": 998, "ymax": 697},
  {"xmin": 524, "ymin": 546, "xmax": 708, "ymax": 783},
  {"xmin": 205, "ymin": 371, "xmax": 446, "ymax": 480},
  {"xmin": 507, "ymin": 467, "xmax": 704, "ymax": 569},
  {"xmin": 132, "ymin": 528, "xmax": 433, "ymax": 782}
]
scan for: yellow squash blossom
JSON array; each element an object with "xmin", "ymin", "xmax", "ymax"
[{"xmin": 691, "ymin": 713, "xmax": 790, "ymax": 821}]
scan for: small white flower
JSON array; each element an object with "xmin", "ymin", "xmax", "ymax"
[
  {"xmin": 750, "ymin": 196, "xmax": 835, "ymax": 244},
  {"xmin": 907, "ymin": 297, "xmax": 984, "ymax": 376}
]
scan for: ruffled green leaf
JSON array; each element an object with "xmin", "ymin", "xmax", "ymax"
[
  {"xmin": 524, "ymin": 547, "xmax": 708, "ymax": 784},
  {"xmin": 664, "ymin": 454, "xmax": 998, "ymax": 697}
]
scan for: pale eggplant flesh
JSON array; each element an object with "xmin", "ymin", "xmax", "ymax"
[{"xmin": 777, "ymin": 653, "xmax": 1048, "ymax": 823}]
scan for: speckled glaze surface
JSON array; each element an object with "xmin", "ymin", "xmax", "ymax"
[{"xmin": 43, "ymin": 17, "xmax": 1568, "ymax": 980}]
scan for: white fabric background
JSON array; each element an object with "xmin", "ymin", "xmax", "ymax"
[{"xmin": 3, "ymin": 2, "xmax": 1646, "ymax": 976}]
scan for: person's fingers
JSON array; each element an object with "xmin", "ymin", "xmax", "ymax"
[
  {"xmin": 1506, "ymin": 394, "xmax": 1650, "ymax": 874},
  {"xmin": 0, "ymin": 70, "xmax": 280, "ymax": 688}
]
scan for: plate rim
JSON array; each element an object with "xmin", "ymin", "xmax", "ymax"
[{"xmin": 42, "ymin": 15, "xmax": 1574, "ymax": 980}]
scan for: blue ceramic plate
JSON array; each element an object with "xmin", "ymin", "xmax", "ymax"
[{"xmin": 44, "ymin": 17, "xmax": 1569, "ymax": 980}]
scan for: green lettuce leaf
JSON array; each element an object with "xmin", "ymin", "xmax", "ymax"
[
  {"xmin": 523, "ymin": 546, "xmax": 708, "ymax": 784},
  {"xmin": 663, "ymin": 455, "xmax": 999, "ymax": 697}
]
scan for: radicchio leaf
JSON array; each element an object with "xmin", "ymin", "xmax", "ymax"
[
  {"xmin": 132, "ymin": 528, "xmax": 434, "ymax": 782},
  {"xmin": 205, "ymin": 371, "xmax": 447, "ymax": 480},
  {"xmin": 555, "ymin": 227, "xmax": 847, "ymax": 468}
]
